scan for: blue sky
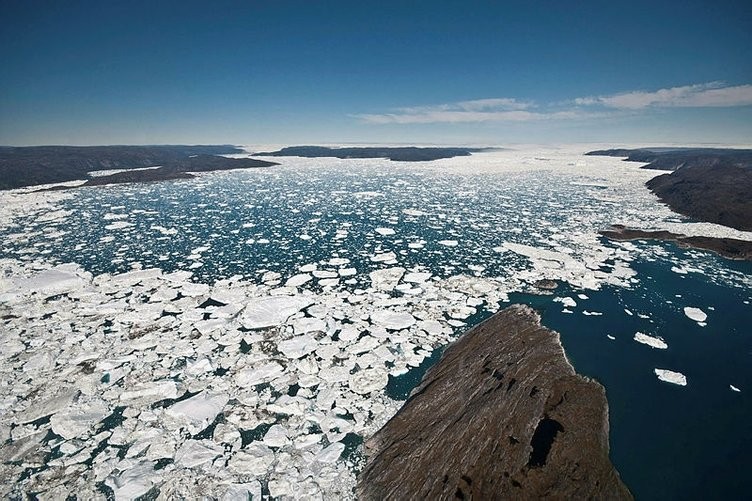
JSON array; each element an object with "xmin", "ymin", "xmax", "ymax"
[{"xmin": 1, "ymin": 0, "xmax": 751, "ymax": 146}]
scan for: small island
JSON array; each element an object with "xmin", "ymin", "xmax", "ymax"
[{"xmin": 253, "ymin": 145, "xmax": 489, "ymax": 162}]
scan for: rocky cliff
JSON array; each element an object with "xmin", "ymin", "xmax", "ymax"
[{"xmin": 357, "ymin": 304, "xmax": 631, "ymax": 500}]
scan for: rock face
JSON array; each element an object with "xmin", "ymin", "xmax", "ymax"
[
  {"xmin": 601, "ymin": 224, "xmax": 752, "ymax": 261},
  {"xmin": 357, "ymin": 304, "xmax": 631, "ymax": 500},
  {"xmin": 586, "ymin": 147, "xmax": 752, "ymax": 231}
]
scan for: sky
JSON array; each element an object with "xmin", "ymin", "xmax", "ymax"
[{"xmin": 1, "ymin": 0, "xmax": 751, "ymax": 146}]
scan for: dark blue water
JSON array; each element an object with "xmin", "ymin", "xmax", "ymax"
[{"xmin": 510, "ymin": 243, "xmax": 752, "ymax": 499}]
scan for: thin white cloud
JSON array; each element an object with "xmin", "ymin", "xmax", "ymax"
[
  {"xmin": 355, "ymin": 82, "xmax": 752, "ymax": 124},
  {"xmin": 354, "ymin": 98, "xmax": 599, "ymax": 124},
  {"xmin": 575, "ymin": 82, "xmax": 752, "ymax": 109}
]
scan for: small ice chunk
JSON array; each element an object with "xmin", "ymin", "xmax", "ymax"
[
  {"xmin": 369, "ymin": 267, "xmax": 405, "ymax": 291},
  {"xmin": 263, "ymin": 424, "xmax": 290, "ymax": 448},
  {"xmin": 730, "ymin": 385, "xmax": 741, "ymax": 392},
  {"xmin": 278, "ymin": 334, "xmax": 318, "ymax": 359},
  {"xmin": 371, "ymin": 251, "xmax": 398, "ymax": 263},
  {"xmin": 175, "ymin": 439, "xmax": 224, "ymax": 468},
  {"xmin": 370, "ymin": 310, "xmax": 416, "ymax": 330},
  {"xmin": 241, "ymin": 296, "xmax": 314, "ymax": 329},
  {"xmin": 315, "ymin": 442, "xmax": 345, "ymax": 463},
  {"xmin": 403, "ymin": 272, "xmax": 432, "ymax": 283},
  {"xmin": 285, "ymin": 274, "xmax": 313, "ymax": 288},
  {"xmin": 349, "ymin": 369, "xmax": 388, "ymax": 394},
  {"xmin": 120, "ymin": 380, "xmax": 179, "ymax": 404},
  {"xmin": 291, "ymin": 317, "xmax": 326, "ymax": 335},
  {"xmin": 165, "ymin": 392, "xmax": 229, "ymax": 435},
  {"xmin": 438, "ymin": 240, "xmax": 458, "ymax": 247},
  {"xmin": 105, "ymin": 461, "xmax": 159, "ymax": 500},
  {"xmin": 554, "ymin": 297, "xmax": 577, "ymax": 308},
  {"xmin": 634, "ymin": 332, "xmax": 668, "ymax": 350},
  {"xmin": 236, "ymin": 362, "xmax": 284, "ymax": 387},
  {"xmin": 683, "ymin": 307, "xmax": 707, "ymax": 323},
  {"xmin": 654, "ymin": 368, "xmax": 687, "ymax": 386},
  {"xmin": 221, "ymin": 483, "xmax": 263, "ymax": 501},
  {"xmin": 338, "ymin": 267, "xmax": 357, "ymax": 277},
  {"xmin": 606, "ymin": 334, "xmax": 616, "ymax": 340},
  {"xmin": 50, "ymin": 400, "xmax": 109, "ymax": 440},
  {"xmin": 375, "ymin": 227, "xmax": 396, "ymax": 236}
]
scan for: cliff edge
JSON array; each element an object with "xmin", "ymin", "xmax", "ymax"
[{"xmin": 357, "ymin": 304, "xmax": 631, "ymax": 500}]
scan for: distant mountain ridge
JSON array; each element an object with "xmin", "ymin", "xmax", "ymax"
[
  {"xmin": 253, "ymin": 145, "xmax": 489, "ymax": 162},
  {"xmin": 0, "ymin": 145, "xmax": 275, "ymax": 189}
]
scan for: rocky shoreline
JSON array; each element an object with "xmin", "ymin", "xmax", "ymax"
[
  {"xmin": 357, "ymin": 304, "xmax": 631, "ymax": 500},
  {"xmin": 587, "ymin": 148, "xmax": 752, "ymax": 232},
  {"xmin": 600, "ymin": 224, "xmax": 752, "ymax": 261}
]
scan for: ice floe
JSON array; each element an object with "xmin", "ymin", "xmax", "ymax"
[
  {"xmin": 654, "ymin": 368, "xmax": 687, "ymax": 386},
  {"xmin": 634, "ymin": 332, "xmax": 668, "ymax": 350},
  {"xmin": 683, "ymin": 307, "xmax": 707, "ymax": 324}
]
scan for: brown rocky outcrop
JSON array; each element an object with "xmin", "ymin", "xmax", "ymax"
[{"xmin": 357, "ymin": 304, "xmax": 631, "ymax": 500}]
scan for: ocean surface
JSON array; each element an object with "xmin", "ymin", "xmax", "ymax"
[{"xmin": 1, "ymin": 149, "xmax": 750, "ymax": 498}]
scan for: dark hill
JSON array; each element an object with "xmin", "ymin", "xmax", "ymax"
[
  {"xmin": 253, "ymin": 145, "xmax": 488, "ymax": 162},
  {"xmin": 587, "ymin": 148, "xmax": 752, "ymax": 231},
  {"xmin": 0, "ymin": 145, "xmax": 258, "ymax": 189}
]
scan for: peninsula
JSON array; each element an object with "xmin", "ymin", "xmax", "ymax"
[
  {"xmin": 357, "ymin": 304, "xmax": 631, "ymax": 500},
  {"xmin": 0, "ymin": 145, "xmax": 277, "ymax": 190}
]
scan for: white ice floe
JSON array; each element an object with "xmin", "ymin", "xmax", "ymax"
[
  {"xmin": 165, "ymin": 392, "xmax": 229, "ymax": 435},
  {"xmin": 120, "ymin": 380, "xmax": 179, "ymax": 405},
  {"xmin": 730, "ymin": 385, "xmax": 741, "ymax": 392},
  {"xmin": 369, "ymin": 267, "xmax": 405, "ymax": 291},
  {"xmin": 370, "ymin": 310, "xmax": 416, "ymax": 330},
  {"xmin": 49, "ymin": 400, "xmax": 109, "ymax": 440},
  {"xmin": 654, "ymin": 368, "xmax": 687, "ymax": 386},
  {"xmin": 683, "ymin": 307, "xmax": 707, "ymax": 324},
  {"xmin": 634, "ymin": 332, "xmax": 668, "ymax": 349},
  {"xmin": 554, "ymin": 297, "xmax": 577, "ymax": 308},
  {"xmin": 437, "ymin": 240, "xmax": 458, "ymax": 247},
  {"xmin": 240, "ymin": 296, "xmax": 314, "ymax": 329},
  {"xmin": 375, "ymin": 227, "xmax": 396, "ymax": 236},
  {"xmin": 349, "ymin": 369, "xmax": 389, "ymax": 394},
  {"xmin": 278, "ymin": 334, "xmax": 319, "ymax": 359},
  {"xmin": 236, "ymin": 362, "xmax": 285, "ymax": 387}
]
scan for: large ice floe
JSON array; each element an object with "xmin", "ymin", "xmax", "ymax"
[{"xmin": 0, "ymin": 146, "xmax": 751, "ymax": 498}]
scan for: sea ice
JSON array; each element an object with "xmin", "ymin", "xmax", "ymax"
[
  {"xmin": 49, "ymin": 400, "xmax": 109, "ymax": 440},
  {"xmin": 236, "ymin": 362, "xmax": 284, "ymax": 387},
  {"xmin": 369, "ymin": 267, "xmax": 405, "ymax": 291},
  {"xmin": 683, "ymin": 307, "xmax": 707, "ymax": 323},
  {"xmin": 240, "ymin": 296, "xmax": 314, "ymax": 329},
  {"xmin": 175, "ymin": 439, "xmax": 224, "ymax": 468},
  {"xmin": 349, "ymin": 369, "xmax": 389, "ymax": 394},
  {"xmin": 165, "ymin": 392, "xmax": 229, "ymax": 435},
  {"xmin": 634, "ymin": 332, "xmax": 668, "ymax": 349},
  {"xmin": 278, "ymin": 334, "xmax": 318, "ymax": 359},
  {"xmin": 654, "ymin": 368, "xmax": 687, "ymax": 386},
  {"xmin": 370, "ymin": 309, "xmax": 416, "ymax": 330}
]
